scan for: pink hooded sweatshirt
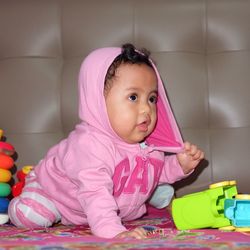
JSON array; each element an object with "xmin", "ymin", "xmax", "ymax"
[{"xmin": 34, "ymin": 47, "xmax": 187, "ymax": 238}]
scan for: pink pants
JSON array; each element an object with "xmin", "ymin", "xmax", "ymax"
[{"xmin": 8, "ymin": 171, "xmax": 61, "ymax": 228}]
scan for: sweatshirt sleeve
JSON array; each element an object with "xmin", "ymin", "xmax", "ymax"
[
  {"xmin": 77, "ymin": 166, "xmax": 127, "ymax": 238},
  {"xmin": 64, "ymin": 134, "xmax": 128, "ymax": 238},
  {"xmin": 159, "ymin": 154, "xmax": 193, "ymax": 184}
]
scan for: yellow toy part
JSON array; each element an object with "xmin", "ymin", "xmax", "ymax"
[
  {"xmin": 209, "ymin": 180, "xmax": 237, "ymax": 189},
  {"xmin": 235, "ymin": 194, "xmax": 250, "ymax": 200},
  {"xmin": 219, "ymin": 225, "xmax": 236, "ymax": 231},
  {"xmin": 22, "ymin": 165, "xmax": 33, "ymax": 174},
  {"xmin": 235, "ymin": 227, "xmax": 250, "ymax": 232},
  {"xmin": 219, "ymin": 225, "xmax": 250, "ymax": 232}
]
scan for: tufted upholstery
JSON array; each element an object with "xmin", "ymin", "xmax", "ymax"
[{"xmin": 0, "ymin": 0, "xmax": 250, "ymax": 196}]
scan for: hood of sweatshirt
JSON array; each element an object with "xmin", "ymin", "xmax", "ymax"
[{"xmin": 77, "ymin": 47, "xmax": 183, "ymax": 153}]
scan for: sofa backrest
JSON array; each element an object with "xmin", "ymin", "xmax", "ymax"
[{"xmin": 1, "ymin": 0, "xmax": 250, "ymax": 196}]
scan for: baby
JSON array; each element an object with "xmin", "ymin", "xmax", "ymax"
[{"xmin": 8, "ymin": 44, "xmax": 204, "ymax": 239}]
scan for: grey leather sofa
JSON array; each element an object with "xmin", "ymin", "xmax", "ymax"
[{"xmin": 1, "ymin": 0, "xmax": 249, "ymax": 196}]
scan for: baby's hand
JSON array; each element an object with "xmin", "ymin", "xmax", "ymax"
[
  {"xmin": 177, "ymin": 141, "xmax": 205, "ymax": 174},
  {"xmin": 115, "ymin": 227, "xmax": 147, "ymax": 239}
]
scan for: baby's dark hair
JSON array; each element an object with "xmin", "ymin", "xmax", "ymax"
[{"xmin": 104, "ymin": 43, "xmax": 153, "ymax": 94}]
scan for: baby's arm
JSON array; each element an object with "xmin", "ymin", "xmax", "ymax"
[
  {"xmin": 159, "ymin": 142, "xmax": 204, "ymax": 183},
  {"xmin": 77, "ymin": 171, "xmax": 128, "ymax": 238}
]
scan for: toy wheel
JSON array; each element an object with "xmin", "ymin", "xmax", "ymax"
[
  {"xmin": 209, "ymin": 180, "xmax": 236, "ymax": 189},
  {"xmin": 235, "ymin": 194, "xmax": 250, "ymax": 200},
  {"xmin": 219, "ymin": 225, "xmax": 235, "ymax": 231},
  {"xmin": 235, "ymin": 227, "xmax": 250, "ymax": 232}
]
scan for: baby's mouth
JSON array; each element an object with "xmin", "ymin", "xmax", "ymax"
[{"xmin": 137, "ymin": 120, "xmax": 150, "ymax": 132}]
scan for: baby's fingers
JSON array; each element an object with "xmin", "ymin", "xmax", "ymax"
[
  {"xmin": 184, "ymin": 142, "xmax": 204, "ymax": 160},
  {"xmin": 192, "ymin": 149, "xmax": 204, "ymax": 161},
  {"xmin": 129, "ymin": 227, "xmax": 147, "ymax": 239},
  {"xmin": 115, "ymin": 227, "xmax": 147, "ymax": 239}
]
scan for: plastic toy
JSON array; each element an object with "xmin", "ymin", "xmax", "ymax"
[
  {"xmin": 172, "ymin": 180, "xmax": 238, "ymax": 230},
  {"xmin": 12, "ymin": 165, "xmax": 33, "ymax": 197},
  {"xmin": 0, "ymin": 129, "xmax": 15, "ymax": 224},
  {"xmin": 224, "ymin": 194, "xmax": 250, "ymax": 228}
]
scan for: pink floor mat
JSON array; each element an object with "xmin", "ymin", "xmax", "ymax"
[{"xmin": 0, "ymin": 206, "xmax": 250, "ymax": 249}]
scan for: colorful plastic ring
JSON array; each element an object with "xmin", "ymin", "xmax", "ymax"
[
  {"xmin": 0, "ymin": 197, "xmax": 10, "ymax": 213},
  {"xmin": 0, "ymin": 214, "xmax": 9, "ymax": 225},
  {"xmin": 0, "ymin": 168, "xmax": 11, "ymax": 182},
  {"xmin": 0, "ymin": 142, "xmax": 15, "ymax": 155},
  {"xmin": 0, "ymin": 154, "xmax": 14, "ymax": 169},
  {"xmin": 0, "ymin": 183, "xmax": 11, "ymax": 197}
]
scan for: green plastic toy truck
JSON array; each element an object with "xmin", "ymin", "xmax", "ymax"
[{"xmin": 172, "ymin": 180, "xmax": 238, "ymax": 230}]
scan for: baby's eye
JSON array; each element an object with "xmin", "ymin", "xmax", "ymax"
[
  {"xmin": 129, "ymin": 94, "xmax": 138, "ymax": 102},
  {"xmin": 149, "ymin": 96, "xmax": 158, "ymax": 104}
]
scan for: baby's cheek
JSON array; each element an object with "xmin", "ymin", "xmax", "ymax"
[{"xmin": 151, "ymin": 114, "xmax": 157, "ymax": 129}]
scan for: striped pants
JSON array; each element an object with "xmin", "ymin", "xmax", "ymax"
[{"xmin": 8, "ymin": 171, "xmax": 61, "ymax": 228}]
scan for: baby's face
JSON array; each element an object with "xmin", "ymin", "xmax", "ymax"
[{"xmin": 105, "ymin": 63, "xmax": 158, "ymax": 144}]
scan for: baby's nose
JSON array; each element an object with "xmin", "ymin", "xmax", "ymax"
[{"xmin": 140, "ymin": 102, "xmax": 151, "ymax": 114}]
